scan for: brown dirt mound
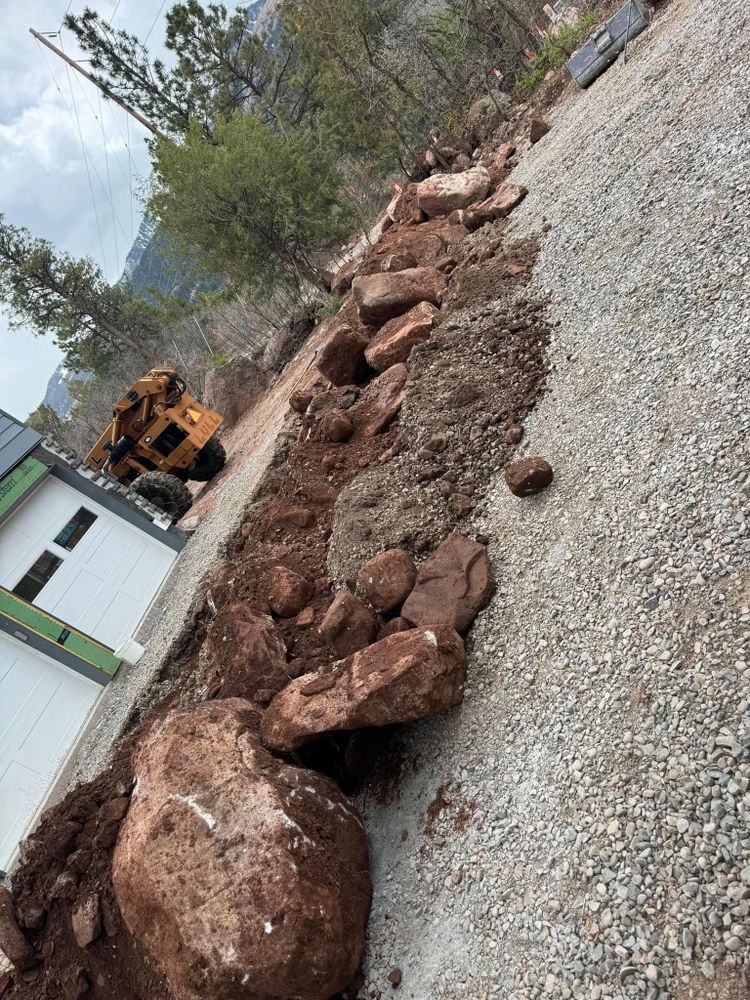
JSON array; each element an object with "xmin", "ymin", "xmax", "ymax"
[{"xmin": 327, "ymin": 227, "xmax": 550, "ymax": 589}]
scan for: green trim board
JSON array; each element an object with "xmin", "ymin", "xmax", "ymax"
[
  {"xmin": 0, "ymin": 587, "xmax": 120, "ymax": 679},
  {"xmin": 0, "ymin": 457, "xmax": 48, "ymax": 522}
]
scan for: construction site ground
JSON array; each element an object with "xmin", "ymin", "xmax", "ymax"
[{"xmin": 4, "ymin": 1, "xmax": 749, "ymax": 998}]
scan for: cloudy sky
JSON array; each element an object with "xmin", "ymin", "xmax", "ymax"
[{"xmin": 0, "ymin": 0, "xmax": 169, "ymax": 418}]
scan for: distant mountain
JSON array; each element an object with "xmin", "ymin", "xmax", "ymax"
[
  {"xmin": 41, "ymin": 364, "xmax": 90, "ymax": 418},
  {"xmin": 122, "ymin": 216, "xmax": 220, "ymax": 302}
]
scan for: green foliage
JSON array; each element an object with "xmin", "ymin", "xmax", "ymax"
[
  {"xmin": 0, "ymin": 215, "xmax": 158, "ymax": 372},
  {"xmin": 26, "ymin": 403, "xmax": 68, "ymax": 441},
  {"xmin": 211, "ymin": 351, "xmax": 229, "ymax": 369},
  {"xmin": 148, "ymin": 114, "xmax": 355, "ymax": 296},
  {"xmin": 65, "ymin": 2, "xmax": 318, "ymax": 138},
  {"xmin": 515, "ymin": 14, "xmax": 598, "ymax": 97},
  {"xmin": 320, "ymin": 291, "xmax": 344, "ymax": 317}
]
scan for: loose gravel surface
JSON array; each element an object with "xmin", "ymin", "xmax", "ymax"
[{"xmin": 359, "ymin": 2, "xmax": 750, "ymax": 999}]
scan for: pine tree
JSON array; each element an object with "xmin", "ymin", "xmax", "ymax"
[
  {"xmin": 0, "ymin": 216, "xmax": 156, "ymax": 372},
  {"xmin": 148, "ymin": 115, "xmax": 354, "ymax": 294}
]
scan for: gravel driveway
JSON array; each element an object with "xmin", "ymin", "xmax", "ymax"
[{"xmin": 359, "ymin": 2, "xmax": 750, "ymax": 998}]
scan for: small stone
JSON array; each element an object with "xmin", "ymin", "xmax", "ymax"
[
  {"xmin": 387, "ymin": 967, "xmax": 403, "ymax": 988},
  {"xmin": 504, "ymin": 456, "xmax": 554, "ymax": 497}
]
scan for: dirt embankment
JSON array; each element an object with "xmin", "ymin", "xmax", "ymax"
[{"xmin": 3, "ymin": 116, "xmax": 555, "ymax": 1000}]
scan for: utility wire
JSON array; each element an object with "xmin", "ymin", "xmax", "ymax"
[
  {"xmin": 62, "ymin": 59, "xmax": 109, "ymax": 276},
  {"xmin": 35, "ymin": 34, "xmax": 109, "ymax": 275},
  {"xmin": 59, "ymin": 33, "xmax": 130, "ymax": 260},
  {"xmin": 97, "ymin": 90, "xmax": 120, "ymax": 268},
  {"xmin": 144, "ymin": 0, "xmax": 168, "ymax": 45}
]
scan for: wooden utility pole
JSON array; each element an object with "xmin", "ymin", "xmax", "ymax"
[{"xmin": 29, "ymin": 28, "xmax": 164, "ymax": 139}]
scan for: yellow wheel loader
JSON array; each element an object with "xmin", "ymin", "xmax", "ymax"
[{"xmin": 85, "ymin": 369, "xmax": 224, "ymax": 519}]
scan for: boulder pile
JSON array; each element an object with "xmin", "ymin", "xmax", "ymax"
[{"xmin": 3, "ymin": 117, "xmax": 556, "ymax": 1000}]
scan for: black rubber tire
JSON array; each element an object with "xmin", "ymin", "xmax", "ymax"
[
  {"xmin": 187, "ymin": 437, "xmax": 227, "ymax": 482},
  {"xmin": 130, "ymin": 471, "xmax": 193, "ymax": 520}
]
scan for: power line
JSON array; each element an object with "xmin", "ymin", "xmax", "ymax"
[
  {"xmin": 97, "ymin": 90, "xmax": 120, "ymax": 268},
  {"xmin": 143, "ymin": 0, "xmax": 168, "ymax": 45},
  {"xmin": 34, "ymin": 34, "xmax": 111, "ymax": 273},
  {"xmin": 59, "ymin": 33, "xmax": 131, "ymax": 264},
  {"xmin": 60, "ymin": 54, "xmax": 109, "ymax": 276}
]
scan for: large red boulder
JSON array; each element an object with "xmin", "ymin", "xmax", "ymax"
[
  {"xmin": 318, "ymin": 590, "xmax": 377, "ymax": 658},
  {"xmin": 364, "ymin": 301, "xmax": 440, "ymax": 372},
  {"xmin": 352, "ymin": 268, "xmax": 447, "ymax": 326},
  {"xmin": 401, "ymin": 533, "xmax": 495, "ymax": 634},
  {"xmin": 316, "ymin": 322, "xmax": 369, "ymax": 387},
  {"xmin": 201, "ymin": 603, "xmax": 291, "ymax": 702},
  {"xmin": 113, "ymin": 699, "xmax": 371, "ymax": 1000},
  {"xmin": 416, "ymin": 166, "xmax": 491, "ymax": 218},
  {"xmin": 261, "ymin": 626, "xmax": 466, "ymax": 752},
  {"xmin": 357, "ymin": 549, "xmax": 417, "ymax": 613}
]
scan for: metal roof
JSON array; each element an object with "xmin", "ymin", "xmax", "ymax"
[{"xmin": 0, "ymin": 410, "xmax": 43, "ymax": 480}]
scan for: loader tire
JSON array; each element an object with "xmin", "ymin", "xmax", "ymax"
[
  {"xmin": 130, "ymin": 471, "xmax": 193, "ymax": 520},
  {"xmin": 187, "ymin": 437, "xmax": 227, "ymax": 482}
]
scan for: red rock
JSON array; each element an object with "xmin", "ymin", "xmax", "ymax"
[
  {"xmin": 448, "ymin": 493, "xmax": 473, "ymax": 517},
  {"xmin": 320, "ymin": 410, "xmax": 354, "ymax": 443},
  {"xmin": 424, "ymin": 431, "xmax": 448, "ymax": 454},
  {"xmin": 436, "ymin": 255, "xmax": 458, "ymax": 274},
  {"xmin": 473, "ymin": 182, "xmax": 528, "ymax": 223},
  {"xmin": 416, "ymin": 166, "xmax": 491, "ymax": 217},
  {"xmin": 377, "ymin": 617, "xmax": 412, "ymax": 640},
  {"xmin": 364, "ymin": 302, "xmax": 440, "ymax": 372},
  {"xmin": 484, "ymin": 141, "xmax": 517, "ymax": 187},
  {"xmin": 113, "ymin": 699, "xmax": 370, "ymax": 1000},
  {"xmin": 289, "ymin": 390, "xmax": 314, "ymax": 414},
  {"xmin": 388, "ymin": 967, "xmax": 403, "ymax": 988},
  {"xmin": 71, "ymin": 894, "xmax": 101, "ymax": 949},
  {"xmin": 0, "ymin": 886, "xmax": 35, "ymax": 971},
  {"xmin": 386, "ymin": 185, "xmax": 423, "ymax": 225},
  {"xmin": 505, "ymin": 262, "xmax": 529, "ymax": 276},
  {"xmin": 331, "ymin": 259, "xmax": 359, "ymax": 293},
  {"xmin": 401, "ymin": 533, "xmax": 495, "ymax": 634},
  {"xmin": 504, "ymin": 456, "xmax": 554, "ymax": 497},
  {"xmin": 352, "ymin": 268, "xmax": 447, "ymax": 326},
  {"xmin": 267, "ymin": 566, "xmax": 314, "ymax": 618},
  {"xmin": 529, "ymin": 118, "xmax": 551, "ymax": 143},
  {"xmin": 261, "ymin": 627, "xmax": 466, "ymax": 752},
  {"xmin": 296, "ymin": 607, "xmax": 315, "ymax": 627},
  {"xmin": 202, "ymin": 603, "xmax": 291, "ymax": 700},
  {"xmin": 504, "ymin": 423, "xmax": 524, "ymax": 444},
  {"xmin": 357, "ymin": 549, "xmax": 417, "ymax": 613},
  {"xmin": 319, "ymin": 591, "xmax": 377, "ymax": 658},
  {"xmin": 271, "ymin": 506, "xmax": 316, "ymax": 530},
  {"xmin": 352, "ymin": 363, "xmax": 409, "ymax": 437},
  {"xmin": 378, "ymin": 252, "xmax": 418, "ymax": 273},
  {"xmin": 316, "ymin": 321, "xmax": 369, "ymax": 387}
]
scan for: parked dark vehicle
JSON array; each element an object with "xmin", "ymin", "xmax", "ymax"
[{"xmin": 566, "ymin": 0, "xmax": 652, "ymax": 88}]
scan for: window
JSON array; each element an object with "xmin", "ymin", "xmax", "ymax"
[
  {"xmin": 53, "ymin": 508, "xmax": 97, "ymax": 551},
  {"xmin": 13, "ymin": 551, "xmax": 63, "ymax": 603}
]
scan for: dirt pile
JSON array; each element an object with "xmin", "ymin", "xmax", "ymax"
[{"xmin": 5, "ymin": 136, "xmax": 552, "ymax": 1000}]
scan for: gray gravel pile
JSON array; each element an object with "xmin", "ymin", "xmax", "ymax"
[{"xmin": 359, "ymin": 1, "xmax": 750, "ymax": 998}]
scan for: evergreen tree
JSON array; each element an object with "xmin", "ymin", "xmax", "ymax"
[
  {"xmin": 148, "ymin": 115, "xmax": 354, "ymax": 294},
  {"xmin": 0, "ymin": 216, "xmax": 156, "ymax": 372}
]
